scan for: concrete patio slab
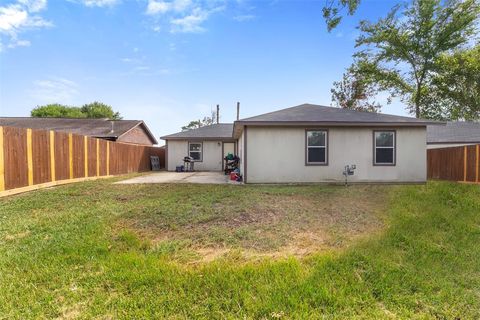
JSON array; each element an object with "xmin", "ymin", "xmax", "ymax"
[{"xmin": 115, "ymin": 171, "xmax": 240, "ymax": 185}]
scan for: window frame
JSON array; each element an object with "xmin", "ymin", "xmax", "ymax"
[
  {"xmin": 188, "ymin": 141, "xmax": 203, "ymax": 162},
  {"xmin": 373, "ymin": 130, "xmax": 396, "ymax": 166},
  {"xmin": 305, "ymin": 129, "xmax": 329, "ymax": 166}
]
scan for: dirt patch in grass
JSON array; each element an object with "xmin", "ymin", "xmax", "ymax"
[
  {"xmin": 115, "ymin": 185, "xmax": 390, "ymax": 262},
  {"xmin": 4, "ymin": 230, "xmax": 31, "ymax": 241}
]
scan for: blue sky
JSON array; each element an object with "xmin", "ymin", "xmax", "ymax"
[{"xmin": 0, "ymin": 0, "xmax": 405, "ymax": 144}]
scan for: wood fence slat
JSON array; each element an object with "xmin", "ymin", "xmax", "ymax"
[
  {"xmin": 87, "ymin": 137, "xmax": 96, "ymax": 177},
  {"xmin": 32, "ymin": 129, "xmax": 51, "ymax": 185},
  {"xmin": 0, "ymin": 127, "xmax": 4, "ymax": 191},
  {"xmin": 84, "ymin": 136, "xmax": 88, "ymax": 178},
  {"xmin": 466, "ymin": 146, "xmax": 476, "ymax": 182},
  {"xmin": 71, "ymin": 134, "xmax": 85, "ymax": 179},
  {"xmin": 4, "ymin": 127, "xmax": 28, "ymax": 190},
  {"xmin": 54, "ymin": 132, "xmax": 70, "ymax": 181},
  {"xmin": 476, "ymin": 145, "xmax": 479, "ymax": 183},
  {"xmin": 69, "ymin": 133, "xmax": 74, "ymax": 179},
  {"xmin": 27, "ymin": 129, "xmax": 33, "ymax": 186},
  {"xmin": 96, "ymin": 139, "xmax": 100, "ymax": 177},
  {"xmin": 107, "ymin": 141, "xmax": 110, "ymax": 176},
  {"xmin": 50, "ymin": 131, "xmax": 56, "ymax": 182},
  {"xmin": 98, "ymin": 139, "xmax": 107, "ymax": 176}
]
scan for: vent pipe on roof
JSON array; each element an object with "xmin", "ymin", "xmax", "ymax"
[
  {"xmin": 110, "ymin": 121, "xmax": 114, "ymax": 133},
  {"xmin": 216, "ymin": 104, "xmax": 220, "ymax": 124},
  {"xmin": 236, "ymin": 102, "xmax": 240, "ymax": 120}
]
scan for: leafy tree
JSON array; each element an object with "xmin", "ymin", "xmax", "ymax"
[
  {"xmin": 429, "ymin": 45, "xmax": 480, "ymax": 120},
  {"xmin": 323, "ymin": 0, "xmax": 361, "ymax": 31},
  {"xmin": 31, "ymin": 102, "xmax": 122, "ymax": 119},
  {"xmin": 181, "ymin": 120, "xmax": 202, "ymax": 131},
  {"xmin": 31, "ymin": 104, "xmax": 86, "ymax": 118},
  {"xmin": 351, "ymin": 0, "xmax": 479, "ymax": 118},
  {"xmin": 181, "ymin": 110, "xmax": 217, "ymax": 131},
  {"xmin": 331, "ymin": 64, "xmax": 382, "ymax": 112},
  {"xmin": 81, "ymin": 101, "xmax": 122, "ymax": 120}
]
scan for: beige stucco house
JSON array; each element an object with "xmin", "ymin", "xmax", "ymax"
[{"xmin": 161, "ymin": 104, "xmax": 441, "ymax": 184}]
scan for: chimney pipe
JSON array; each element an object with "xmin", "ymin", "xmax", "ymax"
[
  {"xmin": 216, "ymin": 104, "xmax": 219, "ymax": 124},
  {"xmin": 236, "ymin": 102, "xmax": 240, "ymax": 120}
]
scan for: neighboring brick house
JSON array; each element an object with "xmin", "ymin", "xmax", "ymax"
[{"xmin": 0, "ymin": 117, "xmax": 158, "ymax": 146}]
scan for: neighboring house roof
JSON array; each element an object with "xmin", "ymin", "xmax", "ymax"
[
  {"xmin": 0, "ymin": 117, "xmax": 158, "ymax": 144},
  {"xmin": 236, "ymin": 104, "xmax": 441, "ymax": 125},
  {"xmin": 161, "ymin": 123, "xmax": 234, "ymax": 140},
  {"xmin": 427, "ymin": 121, "xmax": 480, "ymax": 144}
]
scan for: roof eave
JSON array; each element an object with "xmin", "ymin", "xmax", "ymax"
[
  {"xmin": 161, "ymin": 136, "xmax": 236, "ymax": 141},
  {"xmin": 427, "ymin": 140, "xmax": 480, "ymax": 144},
  {"xmin": 234, "ymin": 120, "xmax": 444, "ymax": 126}
]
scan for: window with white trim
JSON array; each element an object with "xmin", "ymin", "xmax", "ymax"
[
  {"xmin": 374, "ymin": 131, "xmax": 395, "ymax": 165},
  {"xmin": 188, "ymin": 142, "xmax": 202, "ymax": 161},
  {"xmin": 306, "ymin": 130, "xmax": 327, "ymax": 165}
]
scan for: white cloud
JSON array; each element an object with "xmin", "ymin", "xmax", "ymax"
[
  {"xmin": 145, "ymin": 0, "xmax": 225, "ymax": 33},
  {"xmin": 172, "ymin": 0, "xmax": 192, "ymax": 12},
  {"xmin": 30, "ymin": 77, "xmax": 79, "ymax": 103},
  {"xmin": 170, "ymin": 7, "xmax": 208, "ymax": 33},
  {"xmin": 0, "ymin": 6, "xmax": 29, "ymax": 32},
  {"xmin": 146, "ymin": 0, "xmax": 170, "ymax": 15},
  {"xmin": 7, "ymin": 38, "xmax": 30, "ymax": 48},
  {"xmin": 233, "ymin": 14, "xmax": 254, "ymax": 22},
  {"xmin": 146, "ymin": 0, "xmax": 192, "ymax": 15},
  {"xmin": 0, "ymin": 0, "xmax": 52, "ymax": 51},
  {"xmin": 121, "ymin": 57, "xmax": 142, "ymax": 63},
  {"xmin": 18, "ymin": 0, "xmax": 47, "ymax": 12},
  {"xmin": 80, "ymin": 0, "xmax": 119, "ymax": 7}
]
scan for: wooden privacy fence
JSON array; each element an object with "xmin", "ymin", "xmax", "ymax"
[
  {"xmin": 0, "ymin": 126, "xmax": 165, "ymax": 195},
  {"xmin": 427, "ymin": 144, "xmax": 480, "ymax": 183}
]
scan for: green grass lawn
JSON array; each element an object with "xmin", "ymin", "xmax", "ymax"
[{"xmin": 0, "ymin": 178, "xmax": 479, "ymax": 319}]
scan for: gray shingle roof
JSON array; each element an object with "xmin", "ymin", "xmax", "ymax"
[
  {"xmin": 427, "ymin": 121, "xmax": 480, "ymax": 144},
  {"xmin": 0, "ymin": 117, "xmax": 157, "ymax": 144},
  {"xmin": 161, "ymin": 123, "xmax": 234, "ymax": 140},
  {"xmin": 237, "ymin": 104, "xmax": 440, "ymax": 125}
]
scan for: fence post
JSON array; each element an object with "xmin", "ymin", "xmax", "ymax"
[
  {"xmin": 463, "ymin": 146, "xmax": 467, "ymax": 182},
  {"xmin": 69, "ymin": 133, "xmax": 74, "ymax": 179},
  {"xmin": 27, "ymin": 129, "xmax": 33, "ymax": 186},
  {"xmin": 0, "ymin": 127, "xmax": 4, "ymax": 191},
  {"xmin": 50, "ymin": 131, "xmax": 56, "ymax": 182},
  {"xmin": 84, "ymin": 136, "xmax": 88, "ymax": 178}
]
